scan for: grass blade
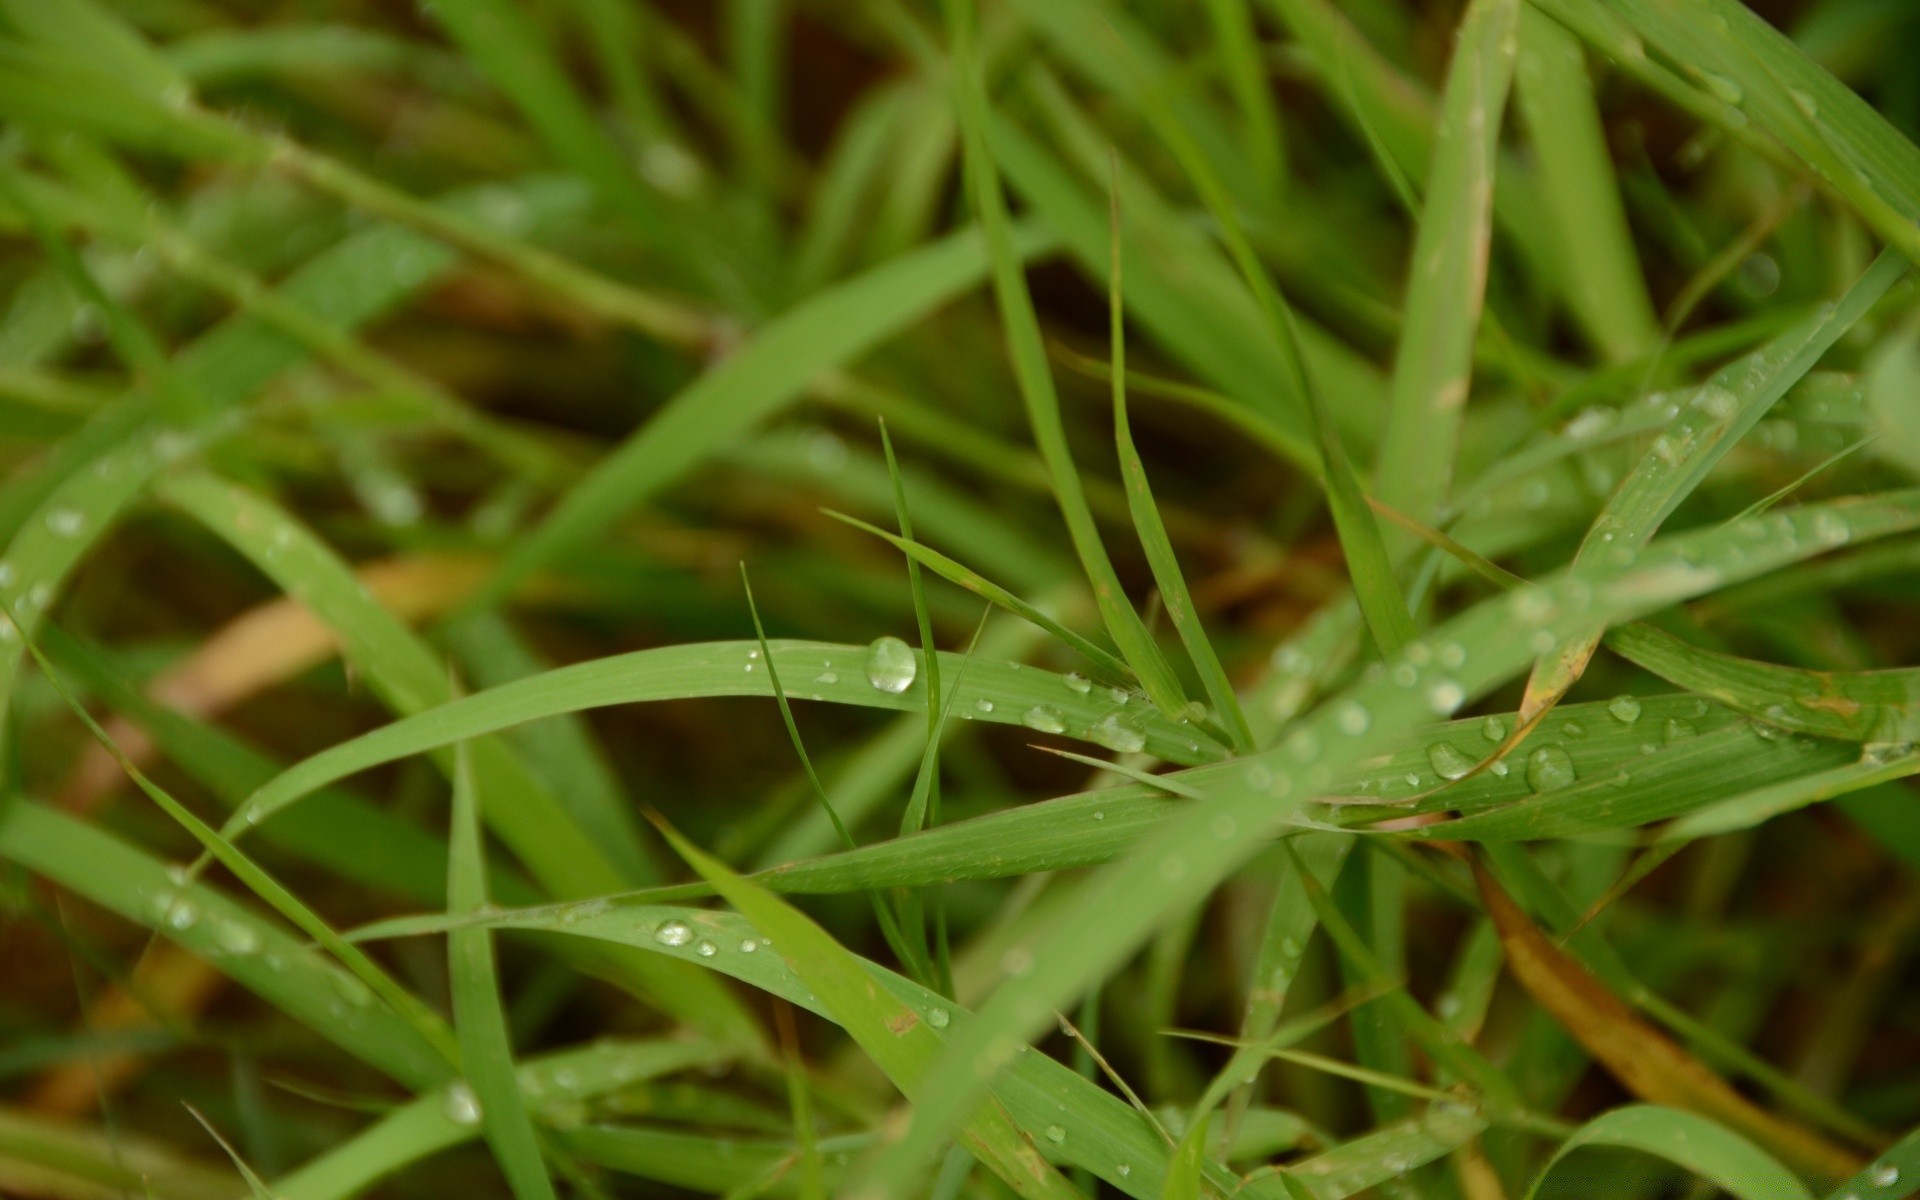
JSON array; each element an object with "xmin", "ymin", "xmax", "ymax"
[{"xmin": 448, "ymin": 740, "xmax": 558, "ymax": 1200}]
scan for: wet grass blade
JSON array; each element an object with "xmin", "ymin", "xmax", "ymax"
[
  {"xmin": 650, "ymin": 820, "xmax": 1084, "ymax": 1200},
  {"xmin": 1512, "ymin": 250, "xmax": 1908, "ymax": 741},
  {"xmin": 1606, "ymin": 620, "xmax": 1920, "ymax": 743}
]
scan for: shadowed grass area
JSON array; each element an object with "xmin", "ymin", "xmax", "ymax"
[{"xmin": 1, "ymin": 0, "xmax": 1919, "ymax": 1197}]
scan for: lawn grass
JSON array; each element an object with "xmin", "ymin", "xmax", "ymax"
[{"xmin": 1, "ymin": 0, "xmax": 1919, "ymax": 1197}]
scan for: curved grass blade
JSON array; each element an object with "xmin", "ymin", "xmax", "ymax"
[
  {"xmin": 857, "ymin": 487, "xmax": 1920, "ymax": 1193},
  {"xmin": 1524, "ymin": 1105, "xmax": 1815, "ymax": 1200},
  {"xmin": 232, "ymin": 640, "xmax": 1224, "ymax": 833}
]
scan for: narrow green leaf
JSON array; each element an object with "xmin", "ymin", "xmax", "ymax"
[
  {"xmin": 448, "ymin": 741, "xmax": 558, "ymax": 1200},
  {"xmin": 1525, "ymin": 1106, "xmax": 1814, "ymax": 1200},
  {"xmin": 944, "ymin": 0, "xmax": 1190, "ymax": 718}
]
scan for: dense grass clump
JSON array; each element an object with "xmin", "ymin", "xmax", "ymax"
[{"xmin": 4, "ymin": 0, "xmax": 1920, "ymax": 1196}]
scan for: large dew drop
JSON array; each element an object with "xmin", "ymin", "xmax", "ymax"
[
  {"xmin": 444, "ymin": 1082, "xmax": 483, "ymax": 1126},
  {"xmin": 1022, "ymin": 705, "xmax": 1066, "ymax": 734},
  {"xmin": 1091, "ymin": 714, "xmax": 1146, "ymax": 754},
  {"xmin": 1427, "ymin": 742, "xmax": 1475, "ymax": 781},
  {"xmin": 1525, "ymin": 746, "xmax": 1576, "ymax": 792},
  {"xmin": 927, "ymin": 1007, "xmax": 951, "ymax": 1029},
  {"xmin": 654, "ymin": 919, "xmax": 694, "ymax": 947},
  {"xmin": 1607, "ymin": 695, "xmax": 1642, "ymax": 724},
  {"xmin": 864, "ymin": 636, "xmax": 917, "ymax": 693},
  {"xmin": 1062, "ymin": 672, "xmax": 1093, "ymax": 694}
]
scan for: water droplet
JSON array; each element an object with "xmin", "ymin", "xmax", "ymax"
[
  {"xmin": 864, "ymin": 637, "xmax": 917, "ymax": 693},
  {"xmin": 333, "ymin": 973, "xmax": 372, "ymax": 1008},
  {"xmin": 696, "ymin": 939, "xmax": 717, "ymax": 957},
  {"xmin": 1427, "ymin": 680, "xmax": 1464, "ymax": 714},
  {"xmin": 1062, "ymin": 672, "xmax": 1092, "ymax": 694},
  {"xmin": 975, "ymin": 698, "xmax": 995, "ymax": 714},
  {"xmin": 1392, "ymin": 662, "xmax": 1419, "ymax": 687},
  {"xmin": 1868, "ymin": 1163, "xmax": 1900, "ymax": 1188},
  {"xmin": 214, "ymin": 920, "xmax": 259, "ymax": 955},
  {"xmin": 1022, "ymin": 705, "xmax": 1066, "ymax": 734},
  {"xmin": 1092, "ymin": 810, "xmax": 1104, "ymax": 821},
  {"xmin": 1700, "ymin": 71, "xmax": 1743, "ymax": 105},
  {"xmin": 739, "ymin": 938, "xmax": 759, "ymax": 953},
  {"xmin": 1690, "ymin": 384, "xmax": 1739, "ymax": 421},
  {"xmin": 927, "ymin": 1007, "xmax": 951, "ymax": 1029},
  {"xmin": 654, "ymin": 919, "xmax": 693, "ymax": 947},
  {"xmin": 46, "ymin": 508, "xmax": 83, "ymax": 537},
  {"xmin": 806, "ymin": 430, "xmax": 848, "ymax": 473},
  {"xmin": 1286, "ymin": 729, "xmax": 1320, "ymax": 762},
  {"xmin": 1608, "ymin": 696, "xmax": 1642, "ymax": 724},
  {"xmin": 1526, "ymin": 746, "xmax": 1576, "ymax": 792},
  {"xmin": 814, "ymin": 669, "xmax": 838, "ymax": 685},
  {"xmin": 1482, "ymin": 715, "xmax": 1508, "ymax": 742},
  {"xmin": 444, "ymin": 1081, "xmax": 483, "ymax": 1126},
  {"xmin": 1337, "ymin": 702, "xmax": 1370, "ymax": 735},
  {"xmin": 1045, "ymin": 1125, "xmax": 1066, "ymax": 1143},
  {"xmin": 1090, "ymin": 714, "xmax": 1145, "ymax": 754},
  {"xmin": 1489, "ymin": 759, "xmax": 1509, "ymax": 777},
  {"xmin": 1107, "ymin": 686, "xmax": 1130, "ymax": 705},
  {"xmin": 1663, "ymin": 717, "xmax": 1697, "ymax": 743},
  {"xmin": 1427, "ymin": 742, "xmax": 1475, "ymax": 781},
  {"xmin": 1812, "ymin": 511, "xmax": 1851, "ymax": 545},
  {"xmin": 1561, "ymin": 720, "xmax": 1586, "ymax": 739},
  {"xmin": 1564, "ymin": 407, "xmax": 1617, "ymax": 439}
]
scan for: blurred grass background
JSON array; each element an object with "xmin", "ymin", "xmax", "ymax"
[{"xmin": 1, "ymin": 0, "xmax": 1919, "ymax": 1197}]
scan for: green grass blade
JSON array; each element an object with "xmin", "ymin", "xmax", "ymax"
[
  {"xmin": 1107, "ymin": 172, "xmax": 1253, "ymax": 751},
  {"xmin": 448, "ymin": 741, "xmax": 558, "ymax": 1200},
  {"xmin": 945, "ymin": 0, "xmax": 1189, "ymax": 719},
  {"xmin": 1373, "ymin": 0, "xmax": 1518, "ymax": 545},
  {"xmin": 1524, "ymin": 1106, "xmax": 1813, "ymax": 1200},
  {"xmin": 1512, "ymin": 9, "xmax": 1659, "ymax": 364},
  {"xmin": 233, "ymin": 640, "xmax": 1225, "ymax": 831}
]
